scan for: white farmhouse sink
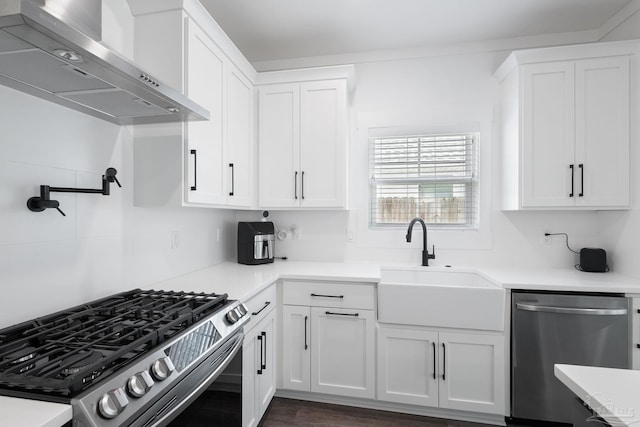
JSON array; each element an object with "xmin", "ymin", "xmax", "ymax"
[{"xmin": 378, "ymin": 267, "xmax": 506, "ymax": 331}]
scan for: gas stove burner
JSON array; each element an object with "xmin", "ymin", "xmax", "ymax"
[
  {"xmin": 60, "ymin": 350, "xmax": 104, "ymax": 377},
  {"xmin": 2, "ymin": 344, "xmax": 38, "ymax": 373}
]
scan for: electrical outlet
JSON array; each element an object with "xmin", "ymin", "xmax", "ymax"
[
  {"xmin": 291, "ymin": 224, "xmax": 301, "ymax": 240},
  {"xmin": 543, "ymin": 233, "xmax": 552, "ymax": 245},
  {"xmin": 216, "ymin": 228, "xmax": 221, "ymax": 243},
  {"xmin": 171, "ymin": 231, "xmax": 180, "ymax": 250}
]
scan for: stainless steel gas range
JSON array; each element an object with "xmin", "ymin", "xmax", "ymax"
[{"xmin": 0, "ymin": 289, "xmax": 249, "ymax": 426}]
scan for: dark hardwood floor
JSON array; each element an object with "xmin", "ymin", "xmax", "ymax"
[{"xmin": 259, "ymin": 397, "xmax": 503, "ymax": 427}]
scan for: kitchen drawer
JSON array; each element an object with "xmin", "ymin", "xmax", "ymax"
[
  {"xmin": 282, "ymin": 281, "xmax": 375, "ymax": 310},
  {"xmin": 244, "ymin": 284, "xmax": 276, "ymax": 331}
]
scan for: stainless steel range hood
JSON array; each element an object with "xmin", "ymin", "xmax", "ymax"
[{"xmin": 0, "ymin": 0, "xmax": 209, "ymax": 125}]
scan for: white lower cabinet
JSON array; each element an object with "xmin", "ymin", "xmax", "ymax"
[
  {"xmin": 281, "ymin": 281, "xmax": 376, "ymax": 399},
  {"xmin": 377, "ymin": 326, "xmax": 505, "ymax": 415},
  {"xmin": 243, "ymin": 288, "xmax": 277, "ymax": 427},
  {"xmin": 282, "ymin": 306, "xmax": 375, "ymax": 398}
]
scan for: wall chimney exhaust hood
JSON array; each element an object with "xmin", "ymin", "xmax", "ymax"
[{"xmin": 0, "ymin": 0, "xmax": 209, "ymax": 125}]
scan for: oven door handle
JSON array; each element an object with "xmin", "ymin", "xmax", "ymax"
[
  {"xmin": 515, "ymin": 303, "xmax": 627, "ymax": 316},
  {"xmin": 151, "ymin": 333, "xmax": 244, "ymax": 426}
]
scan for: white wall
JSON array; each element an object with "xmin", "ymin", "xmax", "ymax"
[
  {"xmin": 595, "ymin": 8, "xmax": 640, "ymax": 277},
  {"xmin": 242, "ymin": 49, "xmax": 603, "ymax": 270},
  {"xmin": 0, "ymin": 3, "xmax": 234, "ymax": 328}
]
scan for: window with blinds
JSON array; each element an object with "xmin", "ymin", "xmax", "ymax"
[{"xmin": 369, "ymin": 132, "xmax": 478, "ymax": 229}]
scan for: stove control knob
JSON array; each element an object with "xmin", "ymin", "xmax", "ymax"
[
  {"xmin": 127, "ymin": 370, "xmax": 155, "ymax": 398},
  {"xmin": 226, "ymin": 309, "xmax": 240, "ymax": 324},
  {"xmin": 150, "ymin": 356, "xmax": 175, "ymax": 381},
  {"xmin": 98, "ymin": 387, "xmax": 129, "ymax": 419},
  {"xmin": 236, "ymin": 304, "xmax": 248, "ymax": 317}
]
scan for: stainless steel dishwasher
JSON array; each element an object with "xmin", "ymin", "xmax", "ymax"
[{"xmin": 511, "ymin": 291, "xmax": 630, "ymax": 424}]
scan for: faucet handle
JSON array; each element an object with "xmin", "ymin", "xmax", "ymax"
[{"xmin": 429, "ymin": 245, "xmax": 436, "ymax": 259}]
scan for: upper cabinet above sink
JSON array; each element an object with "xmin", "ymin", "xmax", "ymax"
[{"xmin": 378, "ymin": 267, "xmax": 505, "ymax": 331}]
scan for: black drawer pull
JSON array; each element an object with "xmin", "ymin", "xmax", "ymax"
[
  {"xmin": 432, "ymin": 342, "xmax": 436, "ymax": 380},
  {"xmin": 569, "ymin": 164, "xmax": 574, "ymax": 197},
  {"xmin": 579, "ymin": 163, "xmax": 584, "ymax": 197},
  {"xmin": 261, "ymin": 331, "xmax": 267, "ymax": 370},
  {"xmin": 311, "ymin": 293, "xmax": 344, "ymax": 299},
  {"xmin": 229, "ymin": 163, "xmax": 235, "ymax": 196},
  {"xmin": 190, "ymin": 149, "xmax": 197, "ymax": 191},
  {"xmin": 257, "ymin": 334, "xmax": 263, "ymax": 375},
  {"xmin": 325, "ymin": 311, "xmax": 358, "ymax": 317},
  {"xmin": 251, "ymin": 301, "xmax": 271, "ymax": 316},
  {"xmin": 442, "ymin": 343, "xmax": 446, "ymax": 381},
  {"xmin": 304, "ymin": 315, "xmax": 308, "ymax": 350}
]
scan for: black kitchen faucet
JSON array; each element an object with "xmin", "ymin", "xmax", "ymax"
[{"xmin": 406, "ymin": 217, "xmax": 436, "ymax": 266}]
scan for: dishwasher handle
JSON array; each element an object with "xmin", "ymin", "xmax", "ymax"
[{"xmin": 516, "ymin": 303, "xmax": 627, "ymax": 316}]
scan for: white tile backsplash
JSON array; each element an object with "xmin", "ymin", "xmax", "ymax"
[{"xmin": 0, "ymin": 86, "xmax": 233, "ymax": 328}]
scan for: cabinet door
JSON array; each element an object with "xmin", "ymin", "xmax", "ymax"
[
  {"xmin": 377, "ymin": 326, "xmax": 439, "ymax": 407},
  {"xmin": 257, "ymin": 310, "xmax": 276, "ymax": 419},
  {"xmin": 185, "ymin": 19, "xmax": 226, "ymax": 205},
  {"xmin": 282, "ymin": 305, "xmax": 311, "ymax": 391},
  {"xmin": 227, "ymin": 65, "xmax": 254, "ymax": 207},
  {"xmin": 438, "ymin": 332, "xmax": 505, "ymax": 415},
  {"xmin": 299, "ymin": 80, "xmax": 347, "ymax": 208},
  {"xmin": 310, "ymin": 307, "xmax": 375, "ymax": 398},
  {"xmin": 574, "ymin": 56, "xmax": 630, "ymax": 208},
  {"xmin": 258, "ymin": 84, "xmax": 300, "ymax": 208},
  {"xmin": 521, "ymin": 61, "xmax": 575, "ymax": 207},
  {"xmin": 242, "ymin": 327, "xmax": 259, "ymax": 427}
]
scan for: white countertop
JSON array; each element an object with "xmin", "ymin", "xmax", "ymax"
[
  {"xmin": 555, "ymin": 364, "xmax": 640, "ymax": 427},
  {"xmin": 0, "ymin": 397, "xmax": 72, "ymax": 427},
  {"xmin": 155, "ymin": 261, "xmax": 640, "ymax": 298},
  {"xmin": 482, "ymin": 267, "xmax": 640, "ymax": 293},
  {"xmin": 154, "ymin": 260, "xmax": 382, "ymax": 300}
]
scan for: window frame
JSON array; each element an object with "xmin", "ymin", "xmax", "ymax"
[{"xmin": 368, "ymin": 132, "xmax": 479, "ymax": 230}]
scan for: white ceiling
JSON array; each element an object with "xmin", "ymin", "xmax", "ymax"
[{"xmin": 200, "ymin": 0, "xmax": 636, "ymax": 67}]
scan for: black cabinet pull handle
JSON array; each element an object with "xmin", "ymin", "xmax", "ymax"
[
  {"xmin": 432, "ymin": 342, "xmax": 436, "ymax": 380},
  {"xmin": 304, "ymin": 315, "xmax": 308, "ymax": 350},
  {"xmin": 257, "ymin": 334, "xmax": 263, "ymax": 375},
  {"xmin": 311, "ymin": 293, "xmax": 344, "ymax": 299},
  {"xmin": 569, "ymin": 164, "xmax": 574, "ymax": 197},
  {"xmin": 229, "ymin": 163, "xmax": 234, "ymax": 196},
  {"xmin": 190, "ymin": 149, "xmax": 197, "ymax": 191},
  {"xmin": 442, "ymin": 343, "xmax": 446, "ymax": 381},
  {"xmin": 251, "ymin": 301, "xmax": 271, "ymax": 316},
  {"xmin": 261, "ymin": 331, "xmax": 267, "ymax": 370},
  {"xmin": 301, "ymin": 171, "xmax": 305, "ymax": 200},
  {"xmin": 325, "ymin": 311, "xmax": 359, "ymax": 317},
  {"xmin": 579, "ymin": 163, "xmax": 584, "ymax": 197},
  {"xmin": 294, "ymin": 171, "xmax": 298, "ymax": 200}
]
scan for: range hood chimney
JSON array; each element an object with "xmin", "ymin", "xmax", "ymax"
[{"xmin": 0, "ymin": 0, "xmax": 209, "ymax": 125}]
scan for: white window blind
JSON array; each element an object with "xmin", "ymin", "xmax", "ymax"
[{"xmin": 369, "ymin": 132, "xmax": 478, "ymax": 228}]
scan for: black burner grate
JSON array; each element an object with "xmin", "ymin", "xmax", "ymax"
[{"xmin": 0, "ymin": 289, "xmax": 228, "ymax": 400}]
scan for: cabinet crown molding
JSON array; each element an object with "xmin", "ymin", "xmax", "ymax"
[
  {"xmin": 256, "ymin": 65, "xmax": 356, "ymax": 89},
  {"xmin": 494, "ymin": 38, "xmax": 640, "ymax": 82}
]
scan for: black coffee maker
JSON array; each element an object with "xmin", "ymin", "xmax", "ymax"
[{"xmin": 237, "ymin": 221, "xmax": 275, "ymax": 265}]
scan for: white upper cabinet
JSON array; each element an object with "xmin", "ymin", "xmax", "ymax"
[
  {"xmin": 258, "ymin": 84, "xmax": 301, "ymax": 208},
  {"xmin": 496, "ymin": 41, "xmax": 635, "ymax": 210},
  {"xmin": 185, "ymin": 19, "xmax": 226, "ymax": 205},
  {"xmin": 226, "ymin": 65, "xmax": 255, "ymax": 207},
  {"xmin": 130, "ymin": 1, "xmax": 256, "ymax": 208},
  {"xmin": 257, "ymin": 67, "xmax": 353, "ymax": 209}
]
